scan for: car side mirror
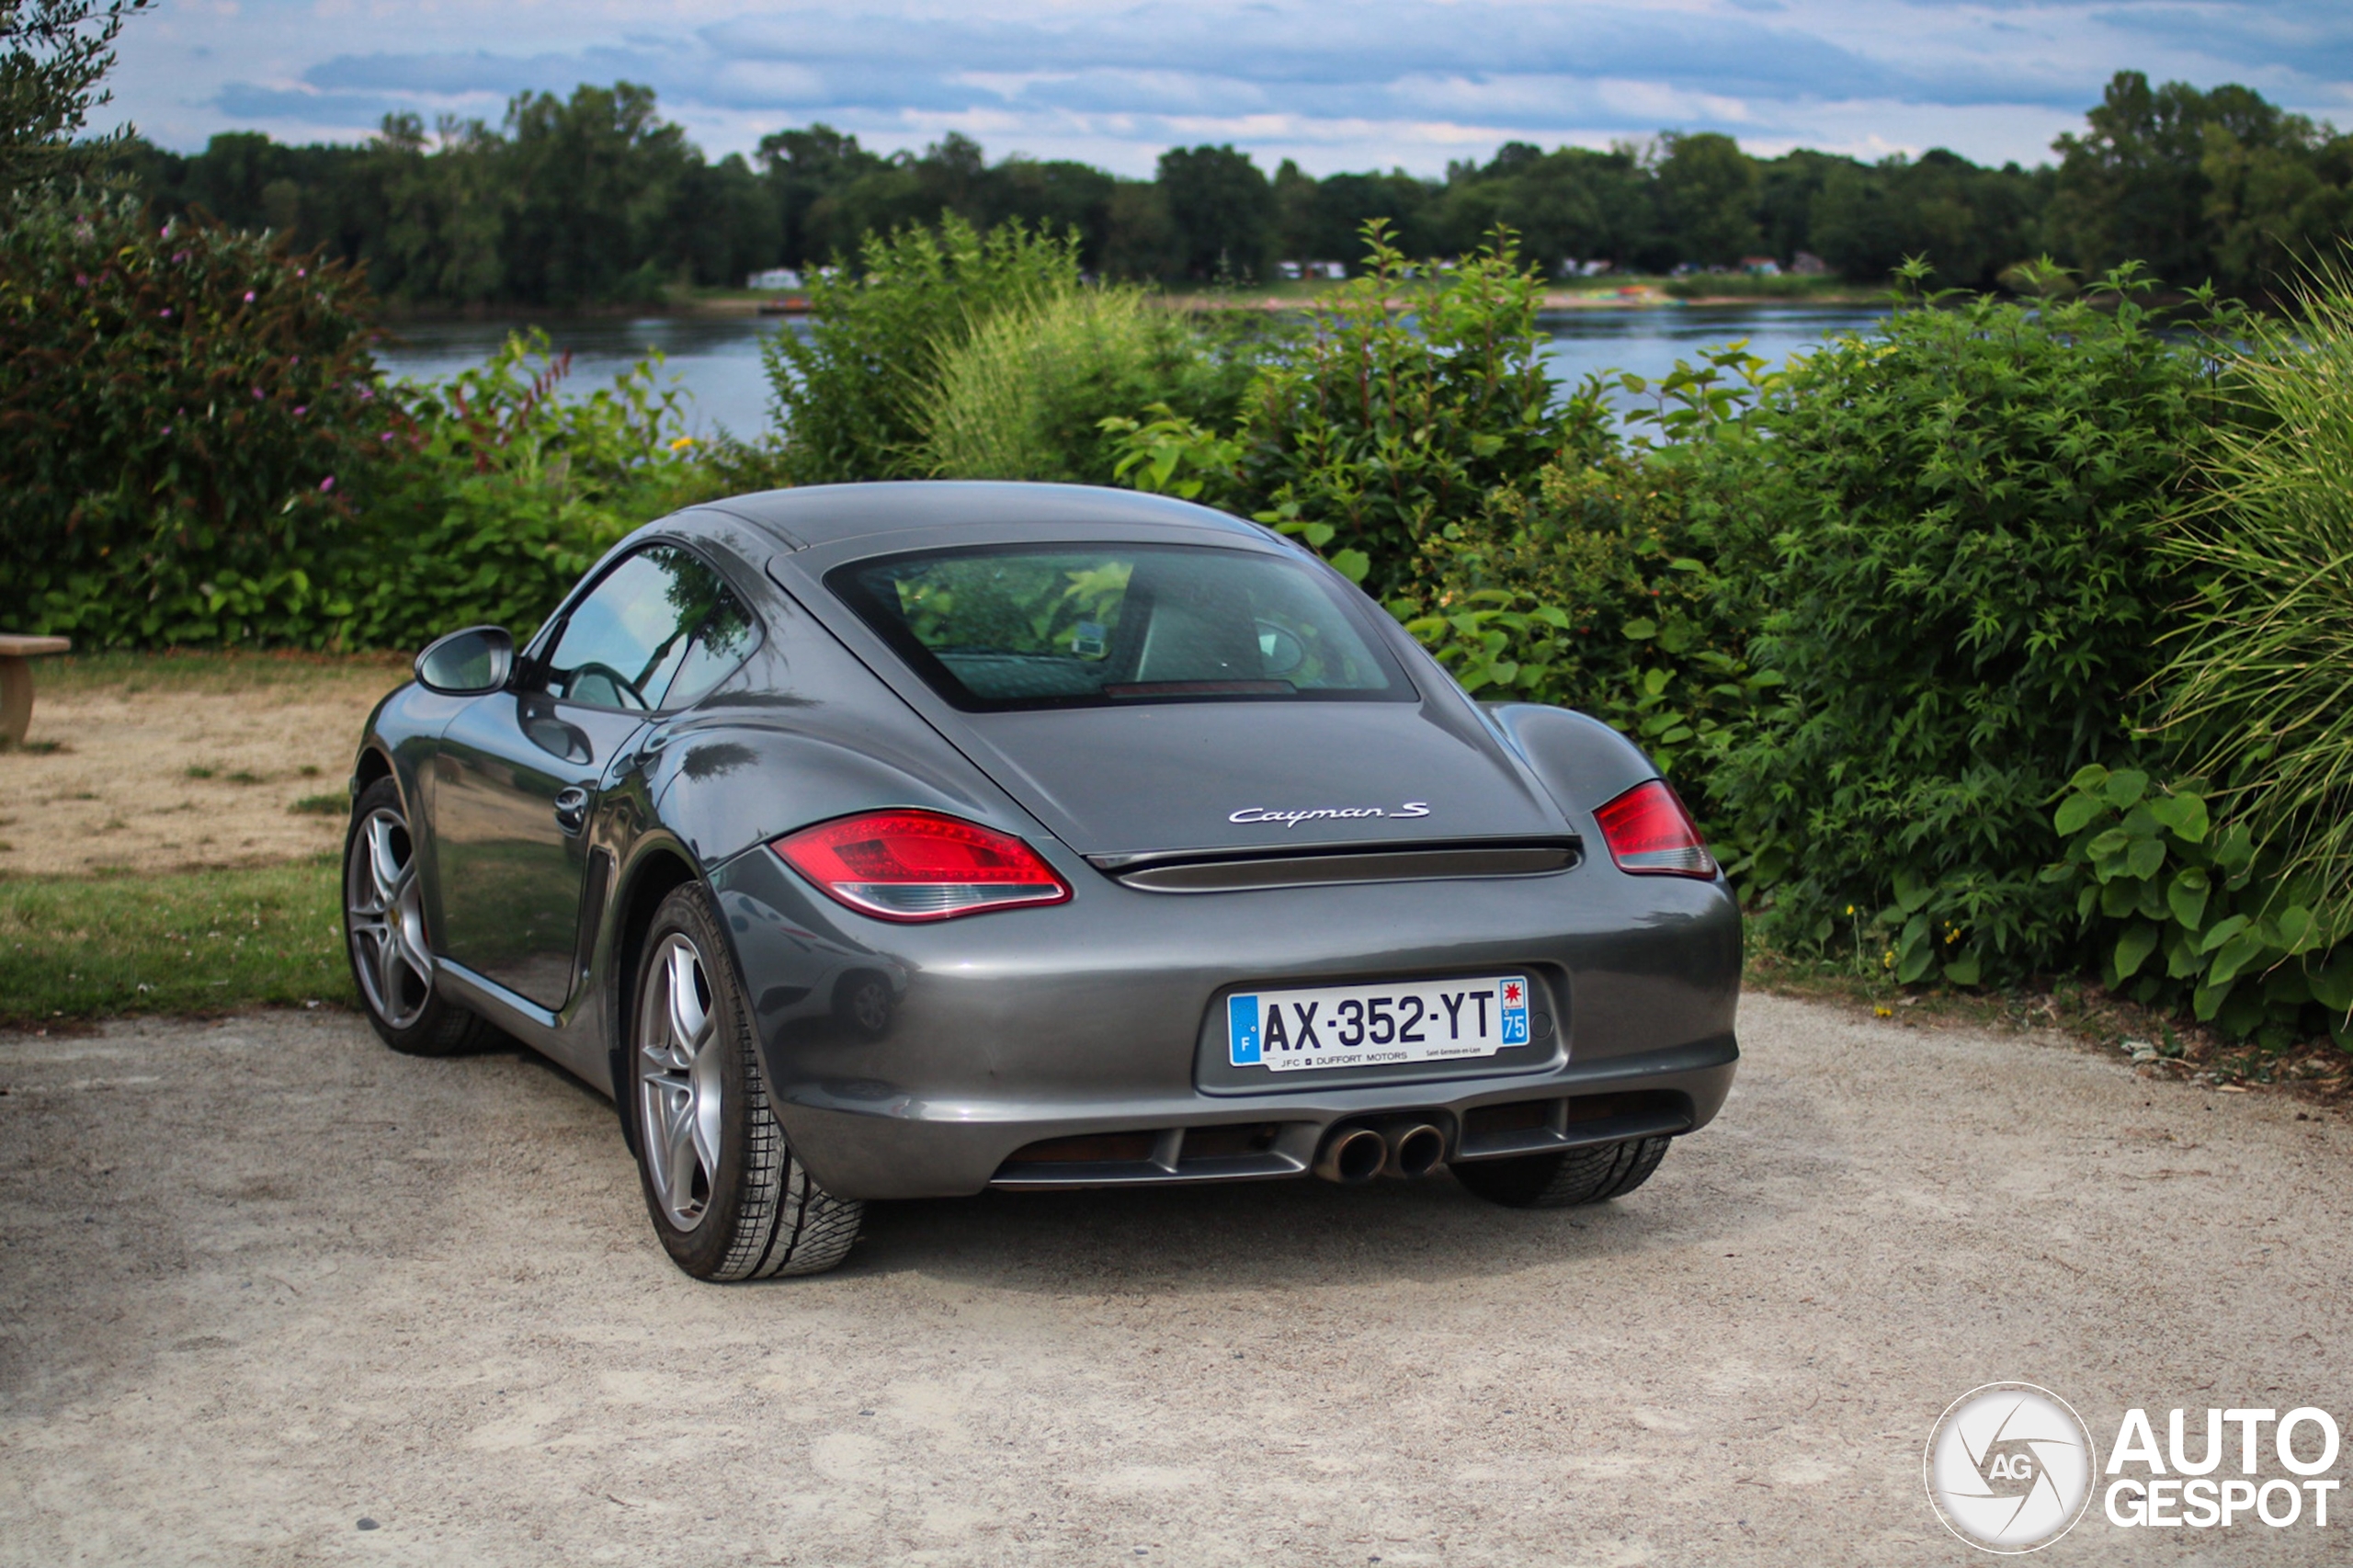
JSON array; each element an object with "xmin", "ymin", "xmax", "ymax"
[{"xmin": 415, "ymin": 625, "xmax": 515, "ymax": 696}]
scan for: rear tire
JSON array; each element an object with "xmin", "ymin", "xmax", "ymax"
[
  {"xmin": 630, "ymin": 884, "xmax": 863, "ymax": 1280},
  {"xmin": 343, "ymin": 776, "xmax": 489, "ymax": 1057},
  {"xmin": 1449, "ymin": 1135, "xmax": 1670, "ymax": 1209}
]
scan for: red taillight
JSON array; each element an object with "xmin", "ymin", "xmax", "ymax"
[
  {"xmin": 771, "ymin": 810, "xmax": 1072, "ymax": 922},
  {"xmin": 1593, "ymin": 779, "xmax": 1716, "ymax": 878}
]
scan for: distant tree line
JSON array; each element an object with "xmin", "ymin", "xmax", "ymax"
[{"xmin": 115, "ymin": 70, "xmax": 2353, "ymax": 308}]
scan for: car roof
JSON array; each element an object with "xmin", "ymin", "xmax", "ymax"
[{"xmin": 689, "ymin": 481, "xmax": 1269, "ymax": 551}]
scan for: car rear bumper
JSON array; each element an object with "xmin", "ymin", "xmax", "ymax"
[
  {"xmin": 770, "ymin": 1036, "xmax": 1734, "ymax": 1199},
  {"xmin": 708, "ymin": 845, "xmax": 1742, "ymax": 1201}
]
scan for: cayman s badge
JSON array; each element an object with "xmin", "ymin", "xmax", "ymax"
[{"xmin": 1228, "ymin": 801, "xmax": 1430, "ymax": 828}]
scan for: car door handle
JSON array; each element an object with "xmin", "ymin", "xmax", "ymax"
[{"xmin": 552, "ymin": 786, "xmax": 590, "ymax": 835}]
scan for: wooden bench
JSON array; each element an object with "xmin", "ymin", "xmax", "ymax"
[{"xmin": 0, "ymin": 634, "xmax": 72, "ymax": 744}]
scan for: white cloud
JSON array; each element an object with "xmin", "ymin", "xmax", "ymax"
[{"xmin": 104, "ymin": 0, "xmax": 2353, "ymax": 172}]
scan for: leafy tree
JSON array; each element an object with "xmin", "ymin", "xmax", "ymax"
[
  {"xmin": 986, "ymin": 156, "xmax": 1117, "ymax": 269},
  {"xmin": 756, "ymin": 122, "xmax": 884, "ymax": 268},
  {"xmin": 104, "ymin": 69, "xmax": 2353, "ymax": 310},
  {"xmin": 1102, "ymin": 179, "xmax": 1183, "ymax": 280},
  {"xmin": 2200, "ymin": 118, "xmax": 2353, "ymax": 293},
  {"xmin": 1271, "ymin": 157, "xmax": 1318, "ymax": 262},
  {"xmin": 1809, "ymin": 150, "xmax": 2047, "ymax": 289},
  {"xmin": 680, "ymin": 152, "xmax": 781, "ymax": 291},
  {"xmin": 500, "ymin": 82, "xmax": 696, "ymax": 305},
  {"xmin": 2052, "ymin": 72, "xmax": 2239, "ymax": 285},
  {"xmin": 0, "ymin": 0, "xmax": 148, "ymax": 193},
  {"xmin": 1278, "ymin": 166, "xmax": 1435, "ymax": 264},
  {"xmin": 1752, "ymin": 149, "xmax": 1843, "ymax": 264},
  {"xmin": 1653, "ymin": 131, "xmax": 1758, "ymax": 266},
  {"xmin": 1157, "ymin": 143, "xmax": 1272, "ymax": 279},
  {"xmin": 2047, "ymin": 70, "xmax": 2353, "ymax": 293},
  {"xmin": 1438, "ymin": 143, "xmax": 1659, "ymax": 274}
]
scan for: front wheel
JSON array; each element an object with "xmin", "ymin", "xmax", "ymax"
[
  {"xmin": 1449, "ymin": 1135, "xmax": 1671, "ymax": 1209},
  {"xmin": 344, "ymin": 776, "xmax": 488, "ymax": 1056},
  {"xmin": 631, "ymin": 884, "xmax": 863, "ymax": 1280}
]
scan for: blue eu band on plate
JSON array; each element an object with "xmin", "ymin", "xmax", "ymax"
[{"xmin": 1229, "ymin": 976, "xmax": 1530, "ymax": 1070}]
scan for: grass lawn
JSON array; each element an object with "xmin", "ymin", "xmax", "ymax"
[
  {"xmin": 0, "ymin": 649, "xmax": 403, "ymax": 1025},
  {"xmin": 0, "ymin": 857, "xmax": 352, "ymax": 1028}
]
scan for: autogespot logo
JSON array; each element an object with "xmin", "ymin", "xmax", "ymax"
[{"xmin": 1925, "ymin": 1383, "xmax": 2098, "ymax": 1553}]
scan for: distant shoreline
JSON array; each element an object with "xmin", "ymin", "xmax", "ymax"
[{"xmin": 375, "ymin": 280, "xmax": 1885, "ymax": 325}]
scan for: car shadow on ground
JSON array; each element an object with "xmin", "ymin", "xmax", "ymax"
[
  {"xmin": 831, "ymin": 1108, "xmax": 1824, "ymax": 1294},
  {"xmin": 495, "ymin": 1031, "xmax": 1835, "ymax": 1295}
]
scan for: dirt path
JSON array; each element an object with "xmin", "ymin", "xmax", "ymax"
[
  {"xmin": 0, "ymin": 658, "xmax": 404, "ymax": 877},
  {"xmin": 1, "ymin": 994, "xmax": 2347, "ymax": 1565}
]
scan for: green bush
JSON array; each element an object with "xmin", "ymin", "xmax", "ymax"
[
  {"xmin": 2157, "ymin": 266, "xmax": 2353, "ymax": 948},
  {"xmin": 1230, "ymin": 222, "xmax": 1612, "ymax": 597},
  {"xmin": 1397, "ymin": 454, "xmax": 1779, "ymax": 834},
  {"xmin": 0, "ymin": 183, "xmax": 715, "ymax": 650},
  {"xmin": 763, "ymin": 215, "xmax": 1083, "ymax": 484},
  {"xmin": 2044, "ymin": 767, "xmax": 2353, "ymax": 1048},
  {"xmin": 1714, "ymin": 271, "xmax": 2234, "ymax": 983},
  {"xmin": 334, "ymin": 331, "xmax": 717, "ymax": 648},
  {"xmin": 916, "ymin": 286, "xmax": 1251, "ymax": 484},
  {"xmin": 0, "ymin": 189, "xmax": 384, "ymax": 644}
]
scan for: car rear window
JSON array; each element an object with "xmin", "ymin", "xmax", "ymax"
[{"xmin": 828, "ymin": 543, "xmax": 1416, "ymax": 711}]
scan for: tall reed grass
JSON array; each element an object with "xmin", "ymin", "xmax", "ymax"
[
  {"xmin": 2163, "ymin": 265, "xmax": 2353, "ymax": 939},
  {"xmin": 915, "ymin": 286, "xmax": 1205, "ymax": 484}
]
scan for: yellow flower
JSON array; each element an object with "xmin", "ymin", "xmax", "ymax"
[
  {"xmin": 1844, "ymin": 904, "xmax": 1855, "ymax": 915},
  {"xmin": 668, "ymin": 435, "xmax": 697, "ymax": 451}
]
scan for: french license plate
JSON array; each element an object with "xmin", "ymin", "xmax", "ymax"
[{"xmin": 1227, "ymin": 975, "xmax": 1531, "ymax": 1072}]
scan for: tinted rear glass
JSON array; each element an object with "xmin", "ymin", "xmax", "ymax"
[{"xmin": 830, "ymin": 543, "xmax": 1415, "ymax": 711}]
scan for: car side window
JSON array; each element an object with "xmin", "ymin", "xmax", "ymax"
[
  {"xmin": 541, "ymin": 546, "xmax": 733, "ymax": 711},
  {"xmin": 663, "ymin": 583, "xmax": 760, "ymax": 710}
]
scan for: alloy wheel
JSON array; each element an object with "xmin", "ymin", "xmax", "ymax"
[
  {"xmin": 638, "ymin": 933, "xmax": 723, "ymax": 1231},
  {"xmin": 346, "ymin": 806, "xmax": 435, "ymax": 1030}
]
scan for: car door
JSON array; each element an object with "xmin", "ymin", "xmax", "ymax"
[{"xmin": 431, "ymin": 543, "xmax": 743, "ymax": 1008}]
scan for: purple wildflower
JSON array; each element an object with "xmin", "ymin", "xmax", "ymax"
[
  {"xmin": 243, "ymin": 290, "xmax": 256, "ymax": 303},
  {"xmin": 319, "ymin": 476, "xmax": 335, "ymax": 494}
]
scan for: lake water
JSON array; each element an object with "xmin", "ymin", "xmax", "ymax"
[{"xmin": 373, "ymin": 302, "xmax": 1893, "ymax": 440}]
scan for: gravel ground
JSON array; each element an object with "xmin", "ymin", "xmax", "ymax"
[{"xmin": 1, "ymin": 994, "xmax": 2347, "ymax": 1566}]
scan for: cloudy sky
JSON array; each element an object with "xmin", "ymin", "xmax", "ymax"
[{"xmin": 108, "ymin": 0, "xmax": 2353, "ymax": 176}]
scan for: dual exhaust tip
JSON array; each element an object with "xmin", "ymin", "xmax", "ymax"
[{"xmin": 1313, "ymin": 1118, "xmax": 1445, "ymax": 1184}]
